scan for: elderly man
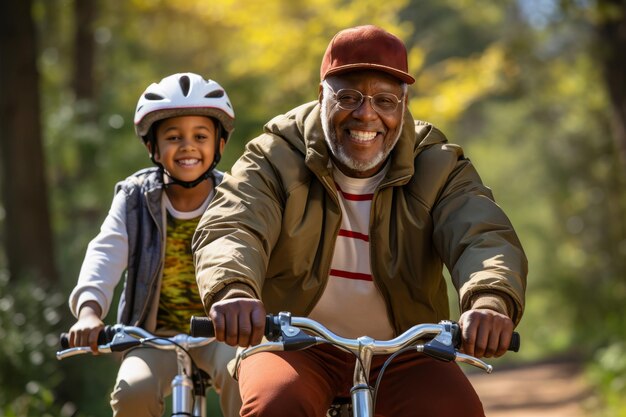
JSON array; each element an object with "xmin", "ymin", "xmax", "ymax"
[{"xmin": 193, "ymin": 25, "xmax": 527, "ymax": 416}]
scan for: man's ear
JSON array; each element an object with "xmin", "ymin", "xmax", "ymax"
[{"xmin": 219, "ymin": 137, "xmax": 226, "ymax": 154}]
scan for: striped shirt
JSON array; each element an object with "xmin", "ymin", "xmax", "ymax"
[{"xmin": 308, "ymin": 163, "xmax": 394, "ymax": 339}]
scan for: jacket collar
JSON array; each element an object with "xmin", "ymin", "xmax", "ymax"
[{"xmin": 265, "ymin": 101, "xmax": 447, "ymax": 185}]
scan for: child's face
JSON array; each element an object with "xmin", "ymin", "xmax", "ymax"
[{"xmin": 152, "ymin": 115, "xmax": 224, "ymax": 181}]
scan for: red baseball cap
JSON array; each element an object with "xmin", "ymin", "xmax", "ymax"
[{"xmin": 320, "ymin": 25, "xmax": 415, "ymax": 85}]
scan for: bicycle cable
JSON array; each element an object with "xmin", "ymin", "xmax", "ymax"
[
  {"xmin": 232, "ymin": 338, "xmax": 371, "ymax": 398},
  {"xmin": 327, "ymin": 340, "xmax": 371, "ymax": 393},
  {"xmin": 141, "ymin": 337, "xmax": 203, "ymax": 409},
  {"xmin": 371, "ymin": 346, "xmax": 415, "ymax": 413}
]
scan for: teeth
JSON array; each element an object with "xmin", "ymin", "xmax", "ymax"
[
  {"xmin": 177, "ymin": 159, "xmax": 200, "ymax": 166},
  {"xmin": 349, "ymin": 130, "xmax": 377, "ymax": 142}
]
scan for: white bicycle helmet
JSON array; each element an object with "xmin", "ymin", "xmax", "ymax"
[
  {"xmin": 133, "ymin": 73, "xmax": 235, "ymax": 188},
  {"xmin": 134, "ymin": 72, "xmax": 235, "ymax": 141}
]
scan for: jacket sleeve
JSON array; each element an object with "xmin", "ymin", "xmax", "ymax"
[
  {"xmin": 68, "ymin": 190, "xmax": 129, "ymax": 319},
  {"xmin": 431, "ymin": 145, "xmax": 527, "ymax": 325},
  {"xmin": 192, "ymin": 134, "xmax": 285, "ymax": 310}
]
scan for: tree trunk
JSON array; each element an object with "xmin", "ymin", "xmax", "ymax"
[
  {"xmin": 73, "ymin": 0, "xmax": 97, "ymax": 101},
  {"xmin": 0, "ymin": 0, "xmax": 58, "ymax": 283},
  {"xmin": 596, "ymin": 0, "xmax": 626, "ymax": 281},
  {"xmin": 597, "ymin": 0, "xmax": 626, "ymax": 170}
]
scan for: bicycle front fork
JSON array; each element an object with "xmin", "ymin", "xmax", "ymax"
[
  {"xmin": 171, "ymin": 346, "xmax": 207, "ymax": 417},
  {"xmin": 172, "ymin": 373, "xmax": 193, "ymax": 416},
  {"xmin": 351, "ymin": 384, "xmax": 373, "ymax": 417},
  {"xmin": 351, "ymin": 337, "xmax": 375, "ymax": 417},
  {"xmin": 171, "ymin": 372, "xmax": 207, "ymax": 417}
]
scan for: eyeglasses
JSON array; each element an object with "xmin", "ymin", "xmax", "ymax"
[{"xmin": 327, "ymin": 85, "xmax": 403, "ymax": 115}]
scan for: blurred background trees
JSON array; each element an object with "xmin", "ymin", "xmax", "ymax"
[{"xmin": 1, "ymin": 0, "xmax": 624, "ymax": 415}]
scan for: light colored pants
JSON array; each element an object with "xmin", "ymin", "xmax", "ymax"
[{"xmin": 110, "ymin": 341, "xmax": 241, "ymax": 417}]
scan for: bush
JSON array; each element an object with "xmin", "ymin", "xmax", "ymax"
[
  {"xmin": 588, "ymin": 341, "xmax": 626, "ymax": 416},
  {"xmin": 0, "ymin": 270, "xmax": 84, "ymax": 417}
]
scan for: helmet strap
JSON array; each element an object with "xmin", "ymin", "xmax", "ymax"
[
  {"xmin": 144, "ymin": 130, "xmax": 160, "ymax": 165},
  {"xmin": 161, "ymin": 167, "xmax": 214, "ymax": 189}
]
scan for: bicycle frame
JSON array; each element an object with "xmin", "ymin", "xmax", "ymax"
[{"xmin": 57, "ymin": 325, "xmax": 214, "ymax": 417}]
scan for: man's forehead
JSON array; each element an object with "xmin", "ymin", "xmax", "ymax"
[{"xmin": 327, "ymin": 70, "xmax": 404, "ymax": 88}]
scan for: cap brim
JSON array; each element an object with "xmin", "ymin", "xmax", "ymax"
[{"xmin": 324, "ymin": 63, "xmax": 415, "ymax": 84}]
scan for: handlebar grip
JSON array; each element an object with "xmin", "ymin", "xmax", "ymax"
[
  {"xmin": 189, "ymin": 315, "xmax": 282, "ymax": 340},
  {"xmin": 450, "ymin": 326, "xmax": 520, "ymax": 352},
  {"xmin": 190, "ymin": 316, "xmax": 215, "ymax": 337},
  {"xmin": 59, "ymin": 326, "xmax": 115, "ymax": 349},
  {"xmin": 509, "ymin": 332, "xmax": 521, "ymax": 352},
  {"xmin": 60, "ymin": 333, "xmax": 71, "ymax": 349}
]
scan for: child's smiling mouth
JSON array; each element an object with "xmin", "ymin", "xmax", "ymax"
[{"xmin": 176, "ymin": 158, "xmax": 201, "ymax": 167}]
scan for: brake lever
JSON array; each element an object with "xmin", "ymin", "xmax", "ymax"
[
  {"xmin": 238, "ymin": 317, "xmax": 323, "ymax": 361},
  {"xmin": 108, "ymin": 331, "xmax": 142, "ymax": 352},
  {"xmin": 421, "ymin": 322, "xmax": 457, "ymax": 362},
  {"xmin": 455, "ymin": 352, "xmax": 493, "ymax": 373},
  {"xmin": 56, "ymin": 345, "xmax": 113, "ymax": 359},
  {"xmin": 239, "ymin": 341, "xmax": 286, "ymax": 360}
]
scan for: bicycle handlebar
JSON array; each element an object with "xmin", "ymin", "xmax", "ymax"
[
  {"xmin": 56, "ymin": 325, "xmax": 213, "ymax": 360},
  {"xmin": 190, "ymin": 314, "xmax": 520, "ymax": 351},
  {"xmin": 189, "ymin": 313, "xmax": 520, "ymax": 373}
]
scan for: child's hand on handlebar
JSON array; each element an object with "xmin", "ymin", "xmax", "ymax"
[
  {"xmin": 69, "ymin": 301, "xmax": 105, "ymax": 354},
  {"xmin": 458, "ymin": 309, "xmax": 515, "ymax": 359},
  {"xmin": 209, "ymin": 298, "xmax": 266, "ymax": 347}
]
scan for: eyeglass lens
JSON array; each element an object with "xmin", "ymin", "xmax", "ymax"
[{"xmin": 334, "ymin": 89, "xmax": 401, "ymax": 114}]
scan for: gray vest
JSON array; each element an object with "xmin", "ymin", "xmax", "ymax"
[{"xmin": 114, "ymin": 167, "xmax": 223, "ymax": 326}]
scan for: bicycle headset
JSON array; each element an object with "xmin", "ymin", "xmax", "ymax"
[{"xmin": 134, "ymin": 72, "xmax": 235, "ymax": 189}]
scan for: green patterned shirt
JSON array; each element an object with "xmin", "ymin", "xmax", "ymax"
[{"xmin": 156, "ymin": 212, "xmax": 205, "ymax": 333}]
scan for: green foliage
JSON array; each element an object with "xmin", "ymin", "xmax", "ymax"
[
  {"xmin": 0, "ymin": 270, "xmax": 86, "ymax": 417},
  {"xmin": 468, "ymin": 3, "xmax": 626, "ymax": 413},
  {"xmin": 514, "ymin": 2, "xmax": 626, "ymax": 351},
  {"xmin": 588, "ymin": 342, "xmax": 626, "ymax": 416}
]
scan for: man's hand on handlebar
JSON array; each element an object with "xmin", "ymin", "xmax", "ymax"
[
  {"xmin": 209, "ymin": 298, "xmax": 266, "ymax": 347},
  {"xmin": 458, "ymin": 309, "xmax": 515, "ymax": 359}
]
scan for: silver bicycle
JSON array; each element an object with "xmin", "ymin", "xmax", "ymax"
[
  {"xmin": 57, "ymin": 325, "xmax": 215, "ymax": 417},
  {"xmin": 190, "ymin": 312, "xmax": 520, "ymax": 417}
]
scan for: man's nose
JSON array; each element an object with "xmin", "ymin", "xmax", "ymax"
[{"xmin": 351, "ymin": 96, "xmax": 378, "ymax": 120}]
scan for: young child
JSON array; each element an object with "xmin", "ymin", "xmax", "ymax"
[{"xmin": 67, "ymin": 73, "xmax": 241, "ymax": 417}]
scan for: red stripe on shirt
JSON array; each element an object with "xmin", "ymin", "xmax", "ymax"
[
  {"xmin": 329, "ymin": 269, "xmax": 373, "ymax": 281},
  {"xmin": 335, "ymin": 183, "xmax": 374, "ymax": 201},
  {"xmin": 338, "ymin": 229, "xmax": 369, "ymax": 242}
]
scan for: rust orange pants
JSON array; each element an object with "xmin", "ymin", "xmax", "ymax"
[{"xmin": 238, "ymin": 343, "xmax": 485, "ymax": 417}]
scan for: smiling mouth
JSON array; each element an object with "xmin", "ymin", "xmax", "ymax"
[
  {"xmin": 348, "ymin": 129, "xmax": 379, "ymax": 143},
  {"xmin": 176, "ymin": 158, "xmax": 201, "ymax": 166}
]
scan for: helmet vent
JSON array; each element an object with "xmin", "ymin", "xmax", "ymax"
[
  {"xmin": 179, "ymin": 75, "xmax": 191, "ymax": 96},
  {"xmin": 144, "ymin": 93, "xmax": 164, "ymax": 100},
  {"xmin": 205, "ymin": 89, "xmax": 225, "ymax": 99}
]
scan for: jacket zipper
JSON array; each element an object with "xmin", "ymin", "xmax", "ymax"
[
  {"xmin": 304, "ymin": 174, "xmax": 341, "ymax": 315},
  {"xmin": 369, "ymin": 173, "xmax": 413, "ymax": 335}
]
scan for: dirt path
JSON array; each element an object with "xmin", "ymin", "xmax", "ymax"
[{"xmin": 467, "ymin": 359, "xmax": 594, "ymax": 417}]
